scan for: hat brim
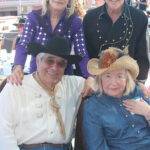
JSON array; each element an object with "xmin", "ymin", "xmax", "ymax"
[
  {"xmin": 27, "ymin": 42, "xmax": 82, "ymax": 64},
  {"xmin": 13, "ymin": 23, "xmax": 24, "ymax": 26},
  {"xmin": 87, "ymin": 56, "xmax": 139, "ymax": 79}
]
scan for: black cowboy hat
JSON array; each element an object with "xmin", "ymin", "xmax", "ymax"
[
  {"xmin": 13, "ymin": 17, "xmax": 26, "ymax": 26},
  {"xmin": 27, "ymin": 35, "xmax": 82, "ymax": 64}
]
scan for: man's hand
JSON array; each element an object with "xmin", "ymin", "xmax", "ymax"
[
  {"xmin": 82, "ymin": 77, "xmax": 95, "ymax": 98},
  {"xmin": 7, "ymin": 65, "xmax": 24, "ymax": 85},
  {"xmin": 123, "ymin": 98, "xmax": 150, "ymax": 118}
]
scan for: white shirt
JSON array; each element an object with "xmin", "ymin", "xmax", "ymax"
[{"xmin": 0, "ymin": 74, "xmax": 85, "ymax": 150}]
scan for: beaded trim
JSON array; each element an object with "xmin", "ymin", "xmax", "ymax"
[{"xmin": 96, "ymin": 6, "xmax": 133, "ymax": 54}]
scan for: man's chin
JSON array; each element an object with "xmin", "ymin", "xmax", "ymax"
[
  {"xmin": 47, "ymin": 73, "xmax": 57, "ymax": 78},
  {"xmin": 46, "ymin": 74, "xmax": 61, "ymax": 84},
  {"xmin": 47, "ymin": 77, "xmax": 59, "ymax": 84}
]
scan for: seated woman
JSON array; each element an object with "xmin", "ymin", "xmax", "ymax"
[{"xmin": 83, "ymin": 47, "xmax": 150, "ymax": 150}]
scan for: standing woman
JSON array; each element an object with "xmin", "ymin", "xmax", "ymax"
[{"xmin": 8, "ymin": 0, "xmax": 92, "ymax": 84}]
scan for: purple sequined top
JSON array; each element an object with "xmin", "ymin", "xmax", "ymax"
[{"xmin": 14, "ymin": 9, "xmax": 91, "ymax": 78}]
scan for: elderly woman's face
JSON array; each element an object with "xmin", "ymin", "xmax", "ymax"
[
  {"xmin": 101, "ymin": 70, "xmax": 127, "ymax": 98},
  {"xmin": 105, "ymin": 0, "xmax": 124, "ymax": 11},
  {"xmin": 49, "ymin": 0, "xmax": 70, "ymax": 12}
]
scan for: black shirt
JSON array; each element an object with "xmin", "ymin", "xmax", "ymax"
[{"xmin": 83, "ymin": 2, "xmax": 149, "ymax": 80}]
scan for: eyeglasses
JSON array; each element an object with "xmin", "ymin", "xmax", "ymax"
[{"xmin": 44, "ymin": 57, "xmax": 67, "ymax": 68}]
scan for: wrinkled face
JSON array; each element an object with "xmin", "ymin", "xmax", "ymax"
[
  {"xmin": 101, "ymin": 70, "xmax": 127, "ymax": 98},
  {"xmin": 105, "ymin": 0, "xmax": 124, "ymax": 11},
  {"xmin": 49, "ymin": 0, "xmax": 70, "ymax": 12},
  {"xmin": 36, "ymin": 53, "xmax": 67, "ymax": 87}
]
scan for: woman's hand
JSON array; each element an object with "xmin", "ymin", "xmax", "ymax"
[
  {"xmin": 138, "ymin": 82, "xmax": 150, "ymax": 98},
  {"xmin": 7, "ymin": 65, "xmax": 24, "ymax": 85},
  {"xmin": 82, "ymin": 77, "xmax": 95, "ymax": 98},
  {"xmin": 123, "ymin": 98, "xmax": 150, "ymax": 118}
]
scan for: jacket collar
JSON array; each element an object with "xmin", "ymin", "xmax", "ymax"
[{"xmin": 46, "ymin": 10, "xmax": 66, "ymax": 22}]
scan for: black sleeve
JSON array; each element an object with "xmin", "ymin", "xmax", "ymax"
[
  {"xmin": 83, "ymin": 13, "xmax": 95, "ymax": 59},
  {"xmin": 135, "ymin": 14, "xmax": 149, "ymax": 80}
]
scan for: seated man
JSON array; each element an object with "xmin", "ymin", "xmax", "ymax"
[{"xmin": 0, "ymin": 35, "xmax": 92, "ymax": 150}]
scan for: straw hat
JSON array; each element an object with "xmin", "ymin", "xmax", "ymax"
[{"xmin": 87, "ymin": 47, "xmax": 139, "ymax": 79}]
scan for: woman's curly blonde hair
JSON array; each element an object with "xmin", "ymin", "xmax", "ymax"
[
  {"xmin": 42, "ymin": 0, "xmax": 75, "ymax": 18},
  {"xmin": 75, "ymin": 0, "xmax": 86, "ymax": 20}
]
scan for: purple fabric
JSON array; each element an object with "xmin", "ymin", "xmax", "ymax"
[{"xmin": 14, "ymin": 9, "xmax": 92, "ymax": 78}]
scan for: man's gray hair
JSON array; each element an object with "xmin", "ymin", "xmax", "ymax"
[{"xmin": 38, "ymin": 53, "xmax": 45, "ymax": 62}]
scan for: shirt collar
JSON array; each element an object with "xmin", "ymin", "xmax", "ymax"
[
  {"xmin": 99, "ymin": 2, "xmax": 131, "ymax": 20},
  {"xmin": 46, "ymin": 10, "xmax": 67, "ymax": 22},
  {"xmin": 98, "ymin": 3, "xmax": 106, "ymax": 18},
  {"xmin": 101, "ymin": 86, "xmax": 143, "ymax": 101},
  {"xmin": 123, "ymin": 2, "xmax": 131, "ymax": 20}
]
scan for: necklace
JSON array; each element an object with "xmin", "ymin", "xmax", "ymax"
[{"xmin": 33, "ymin": 72, "xmax": 66, "ymax": 139}]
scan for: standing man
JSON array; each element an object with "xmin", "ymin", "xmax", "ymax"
[
  {"xmin": 0, "ymin": 35, "xmax": 93, "ymax": 150},
  {"xmin": 83, "ymin": 0, "xmax": 149, "ymax": 83}
]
